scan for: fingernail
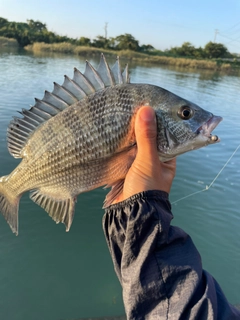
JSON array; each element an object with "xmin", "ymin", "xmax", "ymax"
[{"xmin": 139, "ymin": 107, "xmax": 156, "ymax": 122}]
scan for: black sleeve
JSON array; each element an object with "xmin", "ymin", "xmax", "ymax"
[{"xmin": 103, "ymin": 190, "xmax": 240, "ymax": 320}]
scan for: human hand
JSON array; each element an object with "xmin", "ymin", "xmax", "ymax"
[{"xmin": 113, "ymin": 106, "xmax": 176, "ymax": 203}]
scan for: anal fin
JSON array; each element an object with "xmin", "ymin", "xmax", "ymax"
[{"xmin": 30, "ymin": 189, "xmax": 76, "ymax": 231}]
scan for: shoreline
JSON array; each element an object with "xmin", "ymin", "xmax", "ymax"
[
  {"xmin": 0, "ymin": 36, "xmax": 19, "ymax": 47},
  {"xmin": 24, "ymin": 42, "xmax": 240, "ymax": 73}
]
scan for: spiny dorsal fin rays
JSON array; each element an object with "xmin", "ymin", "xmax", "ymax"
[
  {"xmin": 42, "ymin": 91, "xmax": 69, "ymax": 111},
  {"xmin": 97, "ymin": 54, "xmax": 115, "ymax": 87},
  {"xmin": 20, "ymin": 108, "xmax": 45, "ymax": 123},
  {"xmin": 34, "ymin": 98, "xmax": 60, "ymax": 117},
  {"xmin": 111, "ymin": 57, "xmax": 123, "ymax": 84},
  {"xmin": 7, "ymin": 101, "xmax": 56, "ymax": 158},
  {"xmin": 122, "ymin": 64, "xmax": 130, "ymax": 84},
  {"xmin": 73, "ymin": 68, "xmax": 95, "ymax": 94},
  {"xmin": 84, "ymin": 61, "xmax": 105, "ymax": 91},
  {"xmin": 7, "ymin": 54, "xmax": 131, "ymax": 159},
  {"xmin": 8, "ymin": 116, "xmax": 35, "ymax": 158},
  {"xmin": 17, "ymin": 109, "xmax": 43, "ymax": 126},
  {"xmin": 62, "ymin": 75, "xmax": 87, "ymax": 100},
  {"xmin": 52, "ymin": 82, "xmax": 78, "ymax": 105}
]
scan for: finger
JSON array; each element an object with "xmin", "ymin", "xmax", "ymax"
[{"xmin": 135, "ymin": 106, "xmax": 159, "ymax": 160}]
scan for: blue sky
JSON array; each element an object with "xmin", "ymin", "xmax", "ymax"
[{"xmin": 1, "ymin": 0, "xmax": 240, "ymax": 53}]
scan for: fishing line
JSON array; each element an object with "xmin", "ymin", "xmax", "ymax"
[{"xmin": 172, "ymin": 143, "xmax": 240, "ymax": 205}]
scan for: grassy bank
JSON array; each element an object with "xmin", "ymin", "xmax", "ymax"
[
  {"xmin": 25, "ymin": 42, "xmax": 237, "ymax": 71},
  {"xmin": 0, "ymin": 36, "xmax": 19, "ymax": 47}
]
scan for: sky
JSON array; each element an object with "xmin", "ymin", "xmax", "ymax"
[{"xmin": 1, "ymin": 0, "xmax": 240, "ymax": 53}]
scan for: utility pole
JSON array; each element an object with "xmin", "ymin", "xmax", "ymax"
[
  {"xmin": 214, "ymin": 29, "xmax": 219, "ymax": 42},
  {"xmin": 104, "ymin": 22, "xmax": 108, "ymax": 39}
]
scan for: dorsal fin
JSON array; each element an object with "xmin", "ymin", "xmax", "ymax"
[
  {"xmin": 7, "ymin": 54, "xmax": 131, "ymax": 158},
  {"xmin": 62, "ymin": 75, "xmax": 87, "ymax": 100},
  {"xmin": 111, "ymin": 57, "xmax": 123, "ymax": 84},
  {"xmin": 97, "ymin": 53, "xmax": 115, "ymax": 86},
  {"xmin": 110, "ymin": 57, "xmax": 130, "ymax": 84},
  {"xmin": 122, "ymin": 64, "xmax": 130, "ymax": 84},
  {"xmin": 72, "ymin": 68, "xmax": 95, "ymax": 94},
  {"xmin": 84, "ymin": 61, "xmax": 105, "ymax": 91}
]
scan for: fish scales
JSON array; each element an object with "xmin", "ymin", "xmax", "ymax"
[{"xmin": 0, "ymin": 54, "xmax": 222, "ymax": 234}]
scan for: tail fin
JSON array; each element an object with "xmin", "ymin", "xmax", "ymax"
[{"xmin": 0, "ymin": 176, "xmax": 20, "ymax": 235}]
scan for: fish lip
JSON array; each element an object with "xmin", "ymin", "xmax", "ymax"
[{"xmin": 197, "ymin": 115, "xmax": 223, "ymax": 141}]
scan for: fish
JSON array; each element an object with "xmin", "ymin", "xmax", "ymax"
[{"xmin": 0, "ymin": 54, "xmax": 222, "ymax": 235}]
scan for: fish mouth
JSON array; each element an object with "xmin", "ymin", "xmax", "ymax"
[{"xmin": 197, "ymin": 115, "xmax": 223, "ymax": 143}]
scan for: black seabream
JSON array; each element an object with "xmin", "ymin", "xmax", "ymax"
[{"xmin": 0, "ymin": 54, "xmax": 222, "ymax": 234}]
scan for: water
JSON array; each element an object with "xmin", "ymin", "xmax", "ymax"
[{"xmin": 0, "ymin": 49, "xmax": 239, "ymax": 320}]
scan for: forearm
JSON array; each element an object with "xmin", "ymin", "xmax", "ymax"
[{"xmin": 103, "ymin": 190, "xmax": 240, "ymax": 320}]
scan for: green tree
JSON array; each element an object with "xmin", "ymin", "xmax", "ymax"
[
  {"xmin": 0, "ymin": 21, "xmax": 31, "ymax": 46},
  {"xmin": 204, "ymin": 42, "xmax": 229, "ymax": 59},
  {"xmin": 115, "ymin": 33, "xmax": 139, "ymax": 51},
  {"xmin": 140, "ymin": 44, "xmax": 155, "ymax": 52},
  {"xmin": 193, "ymin": 46, "xmax": 205, "ymax": 59},
  {"xmin": 166, "ymin": 42, "xmax": 206, "ymax": 58},
  {"xmin": 165, "ymin": 46, "xmax": 178, "ymax": 56},
  {"xmin": 77, "ymin": 36, "xmax": 91, "ymax": 46},
  {"xmin": 172, "ymin": 42, "xmax": 195, "ymax": 57},
  {"xmin": 92, "ymin": 35, "xmax": 111, "ymax": 49},
  {"xmin": 27, "ymin": 19, "xmax": 47, "ymax": 33},
  {"xmin": 0, "ymin": 17, "xmax": 65, "ymax": 46},
  {"xmin": 0, "ymin": 17, "xmax": 8, "ymax": 29}
]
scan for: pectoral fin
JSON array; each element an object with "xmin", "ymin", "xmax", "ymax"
[
  {"xmin": 103, "ymin": 179, "xmax": 125, "ymax": 208},
  {"xmin": 101, "ymin": 145, "xmax": 137, "ymax": 208}
]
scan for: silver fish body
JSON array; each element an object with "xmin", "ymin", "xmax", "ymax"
[{"xmin": 0, "ymin": 54, "xmax": 222, "ymax": 234}]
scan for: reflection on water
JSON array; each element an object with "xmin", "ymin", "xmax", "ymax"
[{"xmin": 0, "ymin": 49, "xmax": 239, "ymax": 320}]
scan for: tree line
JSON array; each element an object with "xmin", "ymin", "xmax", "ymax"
[
  {"xmin": 0, "ymin": 17, "xmax": 154, "ymax": 53},
  {"xmin": 165, "ymin": 41, "xmax": 232, "ymax": 59},
  {"xmin": 0, "ymin": 17, "xmax": 235, "ymax": 59}
]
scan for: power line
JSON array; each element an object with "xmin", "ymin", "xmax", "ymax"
[
  {"xmin": 227, "ymin": 27, "xmax": 240, "ymax": 36},
  {"xmin": 225, "ymin": 34, "xmax": 240, "ymax": 45},
  {"xmin": 222, "ymin": 21, "xmax": 240, "ymax": 34},
  {"xmin": 219, "ymin": 32, "xmax": 240, "ymax": 44},
  {"xmin": 218, "ymin": 33, "xmax": 240, "ymax": 50}
]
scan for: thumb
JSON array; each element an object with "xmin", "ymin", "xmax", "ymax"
[{"xmin": 135, "ymin": 106, "xmax": 159, "ymax": 160}]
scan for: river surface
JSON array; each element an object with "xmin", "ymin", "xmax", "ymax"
[{"xmin": 0, "ymin": 49, "xmax": 239, "ymax": 320}]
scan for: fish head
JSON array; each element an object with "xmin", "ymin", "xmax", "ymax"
[{"xmin": 155, "ymin": 96, "xmax": 222, "ymax": 161}]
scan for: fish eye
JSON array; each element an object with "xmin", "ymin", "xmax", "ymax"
[{"xmin": 177, "ymin": 106, "xmax": 193, "ymax": 120}]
